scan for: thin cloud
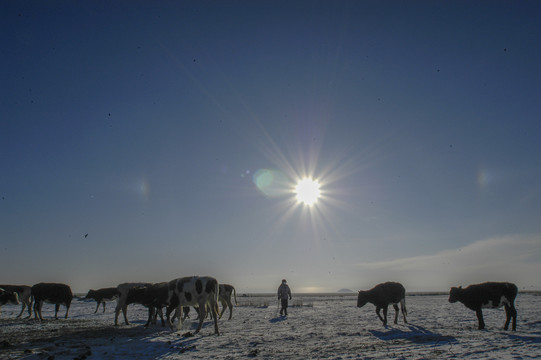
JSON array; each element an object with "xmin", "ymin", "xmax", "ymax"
[{"xmin": 355, "ymin": 234, "xmax": 541, "ymax": 291}]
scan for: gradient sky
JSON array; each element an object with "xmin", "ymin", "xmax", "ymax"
[{"xmin": 2, "ymin": 1, "xmax": 541, "ymax": 293}]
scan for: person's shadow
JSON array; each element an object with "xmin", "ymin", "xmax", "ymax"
[{"xmin": 269, "ymin": 315, "xmax": 287, "ymax": 323}]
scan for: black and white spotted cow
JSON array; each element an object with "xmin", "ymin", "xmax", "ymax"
[
  {"xmin": 114, "ymin": 282, "xmax": 152, "ymax": 325},
  {"xmin": 0, "ymin": 288, "xmax": 19, "ymax": 316},
  {"xmin": 166, "ymin": 276, "xmax": 220, "ymax": 335},
  {"xmin": 448, "ymin": 281, "xmax": 518, "ymax": 330},
  {"xmin": 218, "ymin": 284, "xmax": 238, "ymax": 320},
  {"xmin": 0, "ymin": 285, "xmax": 31, "ymax": 318},
  {"xmin": 357, "ymin": 282, "xmax": 407, "ymax": 326},
  {"xmin": 31, "ymin": 283, "xmax": 73, "ymax": 320},
  {"xmin": 85, "ymin": 287, "xmax": 120, "ymax": 313}
]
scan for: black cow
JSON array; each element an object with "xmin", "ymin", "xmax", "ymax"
[
  {"xmin": 85, "ymin": 287, "xmax": 120, "ymax": 313},
  {"xmin": 357, "ymin": 282, "xmax": 407, "ymax": 326},
  {"xmin": 126, "ymin": 282, "xmax": 169, "ymax": 328},
  {"xmin": 0, "ymin": 285, "xmax": 31, "ymax": 318},
  {"xmin": 449, "ymin": 282, "xmax": 518, "ymax": 330},
  {"xmin": 31, "ymin": 283, "xmax": 73, "ymax": 320}
]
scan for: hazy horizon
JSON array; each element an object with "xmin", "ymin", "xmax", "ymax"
[{"xmin": 2, "ymin": 1, "xmax": 541, "ymax": 295}]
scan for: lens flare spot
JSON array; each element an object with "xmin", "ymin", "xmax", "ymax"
[
  {"xmin": 253, "ymin": 169, "xmax": 288, "ymax": 197},
  {"xmin": 477, "ymin": 169, "xmax": 492, "ymax": 188}
]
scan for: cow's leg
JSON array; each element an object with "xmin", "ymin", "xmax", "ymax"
[
  {"xmin": 150, "ymin": 306, "xmax": 157, "ymax": 325},
  {"xmin": 122, "ymin": 304, "xmax": 129, "ymax": 325},
  {"xmin": 65, "ymin": 304, "xmax": 70, "ymax": 319},
  {"xmin": 182, "ymin": 307, "xmax": 189, "ymax": 320},
  {"xmin": 102, "ymin": 301, "xmax": 106, "ymax": 313},
  {"xmin": 476, "ymin": 308, "xmax": 485, "ymax": 330},
  {"xmin": 504, "ymin": 303, "xmax": 517, "ymax": 331},
  {"xmin": 144, "ymin": 307, "xmax": 153, "ymax": 328},
  {"xmin": 16, "ymin": 301, "xmax": 25, "ymax": 318},
  {"xmin": 503, "ymin": 304, "xmax": 511, "ymax": 330},
  {"xmin": 157, "ymin": 307, "xmax": 165, "ymax": 326},
  {"xmin": 114, "ymin": 301, "xmax": 122, "ymax": 326},
  {"xmin": 33, "ymin": 301, "xmax": 39, "ymax": 320},
  {"xmin": 195, "ymin": 302, "xmax": 205, "ymax": 333},
  {"xmin": 38, "ymin": 301, "xmax": 44, "ymax": 321},
  {"xmin": 94, "ymin": 301, "xmax": 100, "ymax": 314},
  {"xmin": 166, "ymin": 304, "xmax": 176, "ymax": 330},
  {"xmin": 511, "ymin": 304, "xmax": 517, "ymax": 331},
  {"xmin": 218, "ymin": 299, "xmax": 226, "ymax": 319},
  {"xmin": 400, "ymin": 299, "xmax": 407, "ymax": 324},
  {"xmin": 165, "ymin": 305, "xmax": 173, "ymax": 329},
  {"xmin": 393, "ymin": 304, "xmax": 399, "ymax": 324},
  {"xmin": 210, "ymin": 299, "xmax": 220, "ymax": 335},
  {"xmin": 382, "ymin": 306, "xmax": 388, "ymax": 326},
  {"xmin": 375, "ymin": 307, "xmax": 385, "ymax": 325},
  {"xmin": 227, "ymin": 299, "xmax": 234, "ymax": 320},
  {"xmin": 54, "ymin": 304, "xmax": 60, "ymax": 319},
  {"xmin": 25, "ymin": 299, "xmax": 33, "ymax": 319},
  {"xmin": 177, "ymin": 305, "xmax": 183, "ymax": 332}
]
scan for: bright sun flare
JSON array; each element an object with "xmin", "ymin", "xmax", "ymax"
[{"xmin": 295, "ymin": 178, "xmax": 321, "ymax": 206}]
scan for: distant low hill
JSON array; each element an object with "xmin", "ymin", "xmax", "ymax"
[{"xmin": 337, "ymin": 288, "xmax": 354, "ymax": 293}]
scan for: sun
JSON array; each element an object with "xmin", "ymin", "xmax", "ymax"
[{"xmin": 295, "ymin": 178, "xmax": 321, "ymax": 206}]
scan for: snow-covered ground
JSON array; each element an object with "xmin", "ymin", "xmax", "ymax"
[{"xmin": 1, "ymin": 293, "xmax": 540, "ymax": 359}]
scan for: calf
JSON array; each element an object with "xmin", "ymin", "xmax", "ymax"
[
  {"xmin": 85, "ymin": 287, "xmax": 119, "ymax": 313},
  {"xmin": 448, "ymin": 282, "xmax": 517, "ymax": 330},
  {"xmin": 166, "ymin": 276, "xmax": 220, "ymax": 335},
  {"xmin": 114, "ymin": 282, "xmax": 151, "ymax": 325},
  {"xmin": 0, "ymin": 288, "xmax": 20, "ymax": 316},
  {"xmin": 125, "ymin": 282, "xmax": 169, "ymax": 328},
  {"xmin": 218, "ymin": 284, "xmax": 238, "ymax": 320},
  {"xmin": 31, "ymin": 283, "xmax": 73, "ymax": 320},
  {"xmin": 357, "ymin": 282, "xmax": 407, "ymax": 326},
  {"xmin": 0, "ymin": 285, "xmax": 32, "ymax": 318}
]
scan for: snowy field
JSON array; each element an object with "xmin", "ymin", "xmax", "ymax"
[{"xmin": 1, "ymin": 292, "xmax": 540, "ymax": 359}]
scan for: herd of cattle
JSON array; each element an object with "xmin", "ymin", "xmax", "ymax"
[
  {"xmin": 0, "ymin": 278, "xmax": 518, "ymax": 335},
  {"xmin": 0, "ymin": 276, "xmax": 235, "ymax": 335}
]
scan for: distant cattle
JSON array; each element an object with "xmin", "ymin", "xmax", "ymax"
[
  {"xmin": 85, "ymin": 287, "xmax": 119, "ymax": 313},
  {"xmin": 0, "ymin": 288, "xmax": 19, "ymax": 315},
  {"xmin": 166, "ymin": 276, "xmax": 220, "ymax": 334},
  {"xmin": 218, "ymin": 284, "xmax": 238, "ymax": 320},
  {"xmin": 114, "ymin": 282, "xmax": 152, "ymax": 325},
  {"xmin": 31, "ymin": 283, "xmax": 73, "ymax": 320},
  {"xmin": 357, "ymin": 282, "xmax": 407, "ymax": 326},
  {"xmin": 0, "ymin": 285, "xmax": 31, "ymax": 318},
  {"xmin": 449, "ymin": 282, "xmax": 518, "ymax": 330}
]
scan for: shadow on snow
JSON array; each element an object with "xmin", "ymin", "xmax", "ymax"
[
  {"xmin": 269, "ymin": 315, "xmax": 288, "ymax": 323},
  {"xmin": 369, "ymin": 325, "xmax": 457, "ymax": 346}
]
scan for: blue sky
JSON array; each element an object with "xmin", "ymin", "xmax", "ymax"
[{"xmin": 2, "ymin": 1, "xmax": 541, "ymax": 293}]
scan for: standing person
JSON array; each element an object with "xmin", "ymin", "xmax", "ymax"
[{"xmin": 277, "ymin": 279, "xmax": 292, "ymax": 316}]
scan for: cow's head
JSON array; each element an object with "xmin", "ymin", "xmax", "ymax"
[
  {"xmin": 0, "ymin": 288, "xmax": 19, "ymax": 305},
  {"xmin": 448, "ymin": 286, "xmax": 462, "ymax": 303},
  {"xmin": 85, "ymin": 290, "xmax": 95, "ymax": 299},
  {"xmin": 357, "ymin": 291, "xmax": 368, "ymax": 308}
]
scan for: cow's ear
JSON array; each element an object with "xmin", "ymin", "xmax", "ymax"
[{"xmin": 459, "ymin": 286, "xmax": 462, "ymax": 289}]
